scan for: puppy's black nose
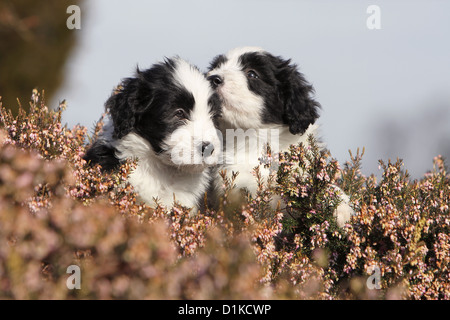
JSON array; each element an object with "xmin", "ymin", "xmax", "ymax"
[
  {"xmin": 207, "ymin": 75, "xmax": 223, "ymax": 88},
  {"xmin": 201, "ymin": 142, "xmax": 215, "ymax": 157}
]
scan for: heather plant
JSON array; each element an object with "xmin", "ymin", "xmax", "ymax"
[
  {"xmin": 342, "ymin": 156, "xmax": 450, "ymax": 299},
  {"xmin": 0, "ymin": 91, "xmax": 449, "ymax": 299}
]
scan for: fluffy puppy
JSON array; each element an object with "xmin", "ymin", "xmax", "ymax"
[
  {"xmin": 207, "ymin": 47, "xmax": 352, "ymax": 226},
  {"xmin": 84, "ymin": 57, "xmax": 222, "ymax": 209}
]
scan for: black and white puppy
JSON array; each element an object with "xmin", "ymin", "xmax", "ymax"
[
  {"xmin": 207, "ymin": 47, "xmax": 352, "ymax": 226},
  {"xmin": 84, "ymin": 57, "xmax": 222, "ymax": 209}
]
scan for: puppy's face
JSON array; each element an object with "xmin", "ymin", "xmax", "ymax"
[
  {"xmin": 108, "ymin": 58, "xmax": 222, "ymax": 170},
  {"xmin": 207, "ymin": 47, "xmax": 320, "ymax": 135}
]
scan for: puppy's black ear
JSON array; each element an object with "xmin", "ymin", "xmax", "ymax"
[
  {"xmin": 273, "ymin": 57, "xmax": 321, "ymax": 135},
  {"xmin": 107, "ymin": 70, "xmax": 153, "ymax": 139}
]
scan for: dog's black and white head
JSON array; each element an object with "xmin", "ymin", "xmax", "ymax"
[
  {"xmin": 206, "ymin": 47, "xmax": 320, "ymax": 135},
  {"xmin": 85, "ymin": 57, "xmax": 222, "ymax": 173},
  {"xmin": 84, "ymin": 57, "xmax": 223, "ymax": 208}
]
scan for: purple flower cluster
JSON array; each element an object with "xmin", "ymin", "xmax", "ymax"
[{"xmin": 0, "ymin": 91, "xmax": 448, "ymax": 299}]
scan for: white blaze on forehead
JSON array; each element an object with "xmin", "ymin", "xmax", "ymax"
[
  {"xmin": 225, "ymin": 46, "xmax": 265, "ymax": 61},
  {"xmin": 166, "ymin": 58, "xmax": 221, "ymax": 166},
  {"xmin": 209, "ymin": 47, "xmax": 266, "ymax": 76},
  {"xmin": 208, "ymin": 47, "xmax": 266, "ymax": 129},
  {"xmin": 172, "ymin": 58, "xmax": 213, "ymax": 116}
]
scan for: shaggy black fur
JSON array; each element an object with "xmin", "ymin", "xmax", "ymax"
[
  {"xmin": 84, "ymin": 58, "xmax": 221, "ymax": 171},
  {"xmin": 208, "ymin": 51, "xmax": 321, "ymax": 135}
]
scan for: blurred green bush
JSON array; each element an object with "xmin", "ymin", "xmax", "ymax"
[{"xmin": 0, "ymin": 0, "xmax": 82, "ymax": 114}]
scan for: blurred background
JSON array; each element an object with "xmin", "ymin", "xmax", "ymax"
[
  {"xmin": 0, "ymin": 0, "xmax": 82, "ymax": 110},
  {"xmin": 1, "ymin": 0, "xmax": 449, "ymax": 179}
]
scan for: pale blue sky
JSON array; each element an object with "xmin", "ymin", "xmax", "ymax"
[{"xmin": 56, "ymin": 0, "xmax": 450, "ymax": 178}]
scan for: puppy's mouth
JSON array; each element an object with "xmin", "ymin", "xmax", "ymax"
[
  {"xmin": 170, "ymin": 159, "xmax": 217, "ymax": 174},
  {"xmin": 215, "ymin": 89, "xmax": 237, "ymax": 111},
  {"xmin": 174, "ymin": 163, "xmax": 209, "ymax": 173},
  {"xmin": 207, "ymin": 74, "xmax": 233, "ymax": 109},
  {"xmin": 220, "ymin": 98, "xmax": 234, "ymax": 111},
  {"xmin": 160, "ymin": 144, "xmax": 219, "ymax": 171}
]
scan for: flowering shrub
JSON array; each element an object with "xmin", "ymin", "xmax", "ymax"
[{"xmin": 0, "ymin": 90, "xmax": 448, "ymax": 299}]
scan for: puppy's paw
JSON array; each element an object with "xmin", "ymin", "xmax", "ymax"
[
  {"xmin": 332, "ymin": 186, "xmax": 354, "ymax": 228},
  {"xmin": 334, "ymin": 201, "xmax": 353, "ymax": 228}
]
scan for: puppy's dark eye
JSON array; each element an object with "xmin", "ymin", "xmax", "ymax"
[
  {"xmin": 175, "ymin": 109, "xmax": 187, "ymax": 119},
  {"xmin": 247, "ymin": 70, "xmax": 259, "ymax": 79}
]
